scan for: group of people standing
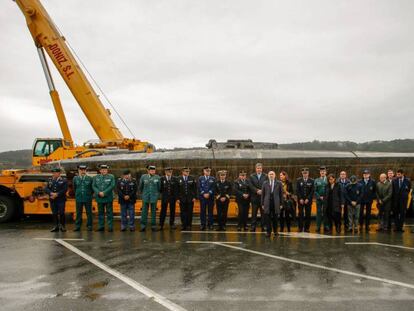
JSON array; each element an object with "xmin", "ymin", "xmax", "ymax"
[{"xmin": 44, "ymin": 163, "xmax": 412, "ymax": 237}]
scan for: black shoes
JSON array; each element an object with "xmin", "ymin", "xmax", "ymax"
[
  {"xmin": 73, "ymin": 228, "xmax": 80, "ymax": 232},
  {"xmin": 51, "ymin": 225, "xmax": 66, "ymax": 232},
  {"xmin": 97, "ymin": 227, "xmax": 104, "ymax": 232},
  {"xmin": 140, "ymin": 227, "xmax": 146, "ymax": 232}
]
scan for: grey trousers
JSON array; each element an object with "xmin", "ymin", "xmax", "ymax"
[{"xmin": 348, "ymin": 204, "xmax": 360, "ymax": 230}]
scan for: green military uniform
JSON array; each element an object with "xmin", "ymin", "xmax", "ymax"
[
  {"xmin": 314, "ymin": 176, "xmax": 328, "ymax": 231},
  {"xmin": 93, "ymin": 173, "xmax": 115, "ymax": 231},
  {"xmin": 139, "ymin": 173, "xmax": 161, "ymax": 229},
  {"xmin": 73, "ymin": 174, "xmax": 94, "ymax": 230}
]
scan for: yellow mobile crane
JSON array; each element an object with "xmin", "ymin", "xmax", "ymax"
[
  {"xmin": 0, "ymin": 0, "xmax": 154, "ymax": 222},
  {"xmin": 15, "ymin": 0, "xmax": 154, "ymax": 166}
]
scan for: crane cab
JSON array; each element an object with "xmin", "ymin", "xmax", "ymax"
[{"xmin": 32, "ymin": 138, "xmax": 85, "ymax": 166}]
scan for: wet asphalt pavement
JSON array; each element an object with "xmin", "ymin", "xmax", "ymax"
[{"xmin": 1, "ymin": 218, "xmax": 414, "ymax": 311}]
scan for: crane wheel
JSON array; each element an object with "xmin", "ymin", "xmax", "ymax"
[{"xmin": 0, "ymin": 195, "xmax": 16, "ymax": 223}]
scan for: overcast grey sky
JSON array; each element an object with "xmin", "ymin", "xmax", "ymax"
[{"xmin": 1, "ymin": 0, "xmax": 413, "ymax": 152}]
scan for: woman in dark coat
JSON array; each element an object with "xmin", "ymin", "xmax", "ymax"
[
  {"xmin": 325, "ymin": 174, "xmax": 343, "ymax": 233},
  {"xmin": 279, "ymin": 171, "xmax": 296, "ymax": 232}
]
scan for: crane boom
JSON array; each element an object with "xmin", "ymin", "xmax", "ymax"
[{"xmin": 16, "ymin": 0, "xmax": 129, "ymax": 144}]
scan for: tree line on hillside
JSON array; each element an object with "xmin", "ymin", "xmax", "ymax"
[{"xmin": 278, "ymin": 139, "xmax": 414, "ymax": 152}]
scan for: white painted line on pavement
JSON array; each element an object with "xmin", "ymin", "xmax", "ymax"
[
  {"xmin": 54, "ymin": 239, "xmax": 187, "ymax": 311},
  {"xmin": 34, "ymin": 238, "xmax": 85, "ymax": 241},
  {"xmin": 191, "ymin": 241, "xmax": 414, "ymax": 290},
  {"xmin": 181, "ymin": 231, "xmax": 359, "ymax": 239},
  {"xmin": 278, "ymin": 232, "xmax": 359, "ymax": 239},
  {"xmin": 345, "ymin": 242, "xmax": 414, "ymax": 250},
  {"xmin": 185, "ymin": 241, "xmax": 243, "ymax": 244},
  {"xmin": 181, "ymin": 230, "xmax": 265, "ymax": 234}
]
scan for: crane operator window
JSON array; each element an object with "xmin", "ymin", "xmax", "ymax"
[{"xmin": 33, "ymin": 140, "xmax": 63, "ymax": 156}]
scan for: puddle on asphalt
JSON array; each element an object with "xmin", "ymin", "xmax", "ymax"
[
  {"xmin": 80, "ymin": 278, "xmax": 110, "ymax": 301},
  {"xmin": 88, "ymin": 279, "xmax": 110, "ymax": 289}
]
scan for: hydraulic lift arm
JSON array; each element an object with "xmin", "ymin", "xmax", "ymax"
[{"xmin": 15, "ymin": 0, "xmax": 152, "ymax": 151}]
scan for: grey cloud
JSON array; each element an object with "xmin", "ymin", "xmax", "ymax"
[{"xmin": 0, "ymin": 0, "xmax": 413, "ymax": 151}]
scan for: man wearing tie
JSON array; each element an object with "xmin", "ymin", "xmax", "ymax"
[
  {"xmin": 215, "ymin": 170, "xmax": 232, "ymax": 231},
  {"xmin": 392, "ymin": 169, "xmax": 412, "ymax": 232},
  {"xmin": 234, "ymin": 171, "xmax": 251, "ymax": 231},
  {"xmin": 249, "ymin": 163, "xmax": 268, "ymax": 232},
  {"xmin": 358, "ymin": 169, "xmax": 376, "ymax": 232},
  {"xmin": 159, "ymin": 167, "xmax": 178, "ymax": 230},
  {"xmin": 261, "ymin": 171, "xmax": 283, "ymax": 237},
  {"xmin": 198, "ymin": 166, "xmax": 216, "ymax": 230},
  {"xmin": 73, "ymin": 165, "xmax": 93, "ymax": 232},
  {"xmin": 296, "ymin": 168, "xmax": 314, "ymax": 233},
  {"xmin": 177, "ymin": 167, "xmax": 197, "ymax": 231}
]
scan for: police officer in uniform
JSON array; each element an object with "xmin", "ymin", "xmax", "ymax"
[
  {"xmin": 314, "ymin": 166, "xmax": 328, "ymax": 233},
  {"xmin": 117, "ymin": 169, "xmax": 138, "ymax": 231},
  {"xmin": 296, "ymin": 168, "xmax": 314, "ymax": 232},
  {"xmin": 92, "ymin": 164, "xmax": 116, "ymax": 232},
  {"xmin": 358, "ymin": 169, "xmax": 376, "ymax": 232},
  {"xmin": 73, "ymin": 165, "xmax": 93, "ymax": 231},
  {"xmin": 198, "ymin": 166, "xmax": 216, "ymax": 230},
  {"xmin": 45, "ymin": 168, "xmax": 68, "ymax": 232},
  {"xmin": 139, "ymin": 165, "xmax": 161, "ymax": 231},
  {"xmin": 177, "ymin": 167, "xmax": 197, "ymax": 230},
  {"xmin": 159, "ymin": 167, "xmax": 178, "ymax": 230},
  {"xmin": 215, "ymin": 170, "xmax": 232, "ymax": 231},
  {"xmin": 234, "ymin": 171, "xmax": 251, "ymax": 231},
  {"xmin": 249, "ymin": 163, "xmax": 267, "ymax": 232}
]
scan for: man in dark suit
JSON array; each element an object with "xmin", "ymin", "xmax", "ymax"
[
  {"xmin": 296, "ymin": 168, "xmax": 314, "ymax": 233},
  {"xmin": 177, "ymin": 167, "xmax": 197, "ymax": 231},
  {"xmin": 159, "ymin": 167, "xmax": 178, "ymax": 230},
  {"xmin": 249, "ymin": 163, "xmax": 267, "ymax": 231},
  {"xmin": 392, "ymin": 169, "xmax": 412, "ymax": 232},
  {"xmin": 261, "ymin": 171, "xmax": 283, "ymax": 237}
]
